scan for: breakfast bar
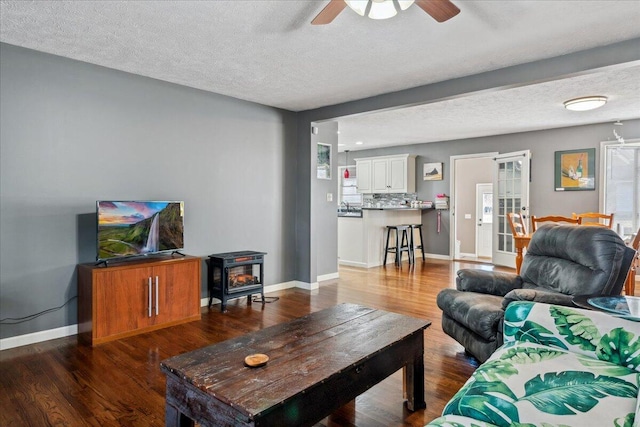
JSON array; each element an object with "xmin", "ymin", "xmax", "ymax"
[{"xmin": 338, "ymin": 207, "xmax": 430, "ymax": 268}]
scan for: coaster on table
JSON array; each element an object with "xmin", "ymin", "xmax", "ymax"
[{"xmin": 244, "ymin": 353, "xmax": 269, "ymax": 368}]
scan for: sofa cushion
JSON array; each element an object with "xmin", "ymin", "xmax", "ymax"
[
  {"xmin": 504, "ymin": 301, "xmax": 640, "ymax": 371},
  {"xmin": 442, "ymin": 341, "xmax": 638, "ymax": 426},
  {"xmin": 437, "ymin": 289, "xmax": 504, "ymax": 341},
  {"xmin": 425, "ymin": 415, "xmax": 498, "ymax": 426}
]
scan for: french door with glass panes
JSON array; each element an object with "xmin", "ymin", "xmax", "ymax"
[
  {"xmin": 492, "ymin": 150, "xmax": 531, "ymax": 268},
  {"xmin": 601, "ymin": 141, "xmax": 640, "ymax": 237}
]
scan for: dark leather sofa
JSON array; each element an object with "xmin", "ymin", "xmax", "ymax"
[{"xmin": 437, "ymin": 224, "xmax": 636, "ymax": 362}]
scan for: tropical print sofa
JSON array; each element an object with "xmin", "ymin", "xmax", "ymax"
[{"xmin": 427, "ymin": 301, "xmax": 639, "ymax": 427}]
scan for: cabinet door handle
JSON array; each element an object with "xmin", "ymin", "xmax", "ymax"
[
  {"xmin": 148, "ymin": 277, "xmax": 152, "ymax": 317},
  {"xmin": 155, "ymin": 276, "xmax": 159, "ymax": 316}
]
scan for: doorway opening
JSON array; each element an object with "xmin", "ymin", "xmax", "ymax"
[{"xmin": 450, "ymin": 153, "xmax": 498, "ymax": 263}]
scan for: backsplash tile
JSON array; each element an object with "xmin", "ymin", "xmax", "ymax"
[{"xmin": 363, "ymin": 193, "xmax": 417, "ymax": 207}]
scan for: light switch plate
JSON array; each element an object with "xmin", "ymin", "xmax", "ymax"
[{"xmin": 326, "ymin": 193, "xmax": 333, "ymax": 202}]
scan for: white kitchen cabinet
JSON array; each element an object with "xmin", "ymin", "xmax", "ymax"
[
  {"xmin": 371, "ymin": 159, "xmax": 389, "ymax": 192},
  {"xmin": 356, "ymin": 154, "xmax": 416, "ymax": 194},
  {"xmin": 355, "ymin": 159, "xmax": 372, "ymax": 193}
]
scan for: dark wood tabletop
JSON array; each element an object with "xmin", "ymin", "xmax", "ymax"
[{"xmin": 160, "ymin": 303, "xmax": 431, "ymax": 426}]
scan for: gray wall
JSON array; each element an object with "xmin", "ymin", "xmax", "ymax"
[
  {"xmin": 338, "ymin": 119, "xmax": 640, "ymax": 256},
  {"xmin": 0, "ymin": 43, "xmax": 298, "ymax": 339},
  {"xmin": 311, "ymin": 122, "xmax": 339, "ymax": 278}
]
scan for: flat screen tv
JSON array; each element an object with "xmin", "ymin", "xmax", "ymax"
[{"xmin": 96, "ymin": 201, "xmax": 184, "ymax": 262}]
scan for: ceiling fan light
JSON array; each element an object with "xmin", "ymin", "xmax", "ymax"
[
  {"xmin": 345, "ymin": 0, "xmax": 368, "ymax": 16},
  {"xmin": 368, "ymin": 0, "xmax": 398, "ymax": 19},
  {"xmin": 397, "ymin": 0, "xmax": 415, "ymax": 11},
  {"xmin": 563, "ymin": 96, "xmax": 607, "ymax": 111},
  {"xmin": 346, "ymin": 0, "xmax": 408, "ymax": 20}
]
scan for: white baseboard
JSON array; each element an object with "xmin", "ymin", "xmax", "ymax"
[
  {"xmin": 317, "ymin": 272, "xmax": 339, "ymax": 282},
  {"xmin": 339, "ymin": 260, "xmax": 368, "ymax": 268},
  {"xmin": 265, "ymin": 281, "xmax": 297, "ymax": 292},
  {"xmin": 0, "ymin": 324, "xmax": 78, "ymax": 351},
  {"xmin": 1, "ymin": 279, "xmax": 320, "ymax": 351},
  {"xmin": 425, "ymin": 253, "xmax": 451, "ymax": 260},
  {"xmin": 295, "ymin": 281, "xmax": 319, "ymax": 290}
]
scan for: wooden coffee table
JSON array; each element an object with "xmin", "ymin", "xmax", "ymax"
[{"xmin": 160, "ymin": 303, "xmax": 431, "ymax": 426}]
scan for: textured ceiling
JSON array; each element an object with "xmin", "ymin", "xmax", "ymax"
[
  {"xmin": 338, "ymin": 65, "xmax": 640, "ymax": 150},
  {"xmin": 1, "ymin": 0, "xmax": 640, "ymax": 149}
]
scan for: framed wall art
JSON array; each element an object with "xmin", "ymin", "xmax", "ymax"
[
  {"xmin": 554, "ymin": 148, "xmax": 595, "ymax": 191},
  {"xmin": 317, "ymin": 143, "xmax": 331, "ymax": 180},
  {"xmin": 423, "ymin": 162, "xmax": 443, "ymax": 181}
]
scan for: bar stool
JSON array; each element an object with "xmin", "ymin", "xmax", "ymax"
[
  {"xmin": 384, "ymin": 225, "xmax": 413, "ymax": 265},
  {"xmin": 406, "ymin": 224, "xmax": 425, "ymax": 262}
]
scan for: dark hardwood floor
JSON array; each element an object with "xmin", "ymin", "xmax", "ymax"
[{"xmin": 0, "ymin": 259, "xmax": 507, "ymax": 427}]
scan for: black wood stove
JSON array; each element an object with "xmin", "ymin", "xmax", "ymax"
[{"xmin": 207, "ymin": 251, "xmax": 266, "ymax": 312}]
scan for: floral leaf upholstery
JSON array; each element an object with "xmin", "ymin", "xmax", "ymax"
[
  {"xmin": 425, "ymin": 415, "xmax": 498, "ymax": 427},
  {"xmin": 520, "ymin": 371, "xmax": 637, "ymax": 415},
  {"xmin": 504, "ymin": 320, "xmax": 568, "ymax": 350},
  {"xmin": 576, "ymin": 355, "xmax": 637, "ymax": 376},
  {"xmin": 471, "ymin": 359, "xmax": 518, "ymax": 382},
  {"xmin": 499, "ymin": 346, "xmax": 565, "ymax": 365},
  {"xmin": 549, "ymin": 305, "xmax": 600, "ymax": 350},
  {"xmin": 503, "ymin": 302, "xmax": 640, "ymax": 369},
  {"xmin": 439, "ymin": 302, "xmax": 640, "ymax": 427},
  {"xmin": 444, "ymin": 379, "xmax": 519, "ymax": 425},
  {"xmin": 614, "ymin": 412, "xmax": 635, "ymax": 427},
  {"xmin": 597, "ymin": 327, "xmax": 640, "ymax": 370}
]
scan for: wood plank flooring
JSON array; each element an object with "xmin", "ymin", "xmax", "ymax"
[{"xmin": 0, "ymin": 259, "xmax": 506, "ymax": 427}]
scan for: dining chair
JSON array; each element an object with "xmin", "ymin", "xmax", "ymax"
[
  {"xmin": 572, "ymin": 212, "xmax": 614, "ymax": 229},
  {"xmin": 625, "ymin": 229, "xmax": 640, "ymax": 296},
  {"xmin": 531, "ymin": 215, "xmax": 581, "ymax": 232},
  {"xmin": 571, "ymin": 212, "xmax": 613, "ymax": 228},
  {"xmin": 507, "ymin": 212, "xmax": 528, "ymax": 237}
]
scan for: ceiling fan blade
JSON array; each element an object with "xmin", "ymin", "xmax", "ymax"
[
  {"xmin": 311, "ymin": 0, "xmax": 347, "ymax": 25},
  {"xmin": 415, "ymin": 0, "xmax": 460, "ymax": 22}
]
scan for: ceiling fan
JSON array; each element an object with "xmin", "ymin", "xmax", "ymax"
[{"xmin": 311, "ymin": 0, "xmax": 460, "ymax": 25}]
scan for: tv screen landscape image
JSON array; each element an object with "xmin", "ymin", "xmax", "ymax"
[{"xmin": 97, "ymin": 201, "xmax": 184, "ymax": 261}]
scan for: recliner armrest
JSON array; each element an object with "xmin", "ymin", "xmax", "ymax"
[
  {"xmin": 501, "ymin": 288, "xmax": 575, "ymax": 310},
  {"xmin": 456, "ymin": 269, "xmax": 523, "ymax": 296}
]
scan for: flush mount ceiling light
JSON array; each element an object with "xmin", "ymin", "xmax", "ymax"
[
  {"xmin": 563, "ymin": 96, "xmax": 608, "ymax": 111},
  {"xmin": 345, "ymin": 0, "xmax": 414, "ymax": 20}
]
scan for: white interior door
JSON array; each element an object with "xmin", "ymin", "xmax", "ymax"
[
  {"xmin": 492, "ymin": 150, "xmax": 530, "ymax": 268},
  {"xmin": 476, "ymin": 183, "xmax": 493, "ymax": 258}
]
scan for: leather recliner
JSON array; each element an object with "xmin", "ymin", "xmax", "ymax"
[{"xmin": 437, "ymin": 224, "xmax": 636, "ymax": 362}]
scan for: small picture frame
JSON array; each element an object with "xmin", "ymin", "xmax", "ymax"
[
  {"xmin": 554, "ymin": 148, "xmax": 595, "ymax": 191},
  {"xmin": 317, "ymin": 143, "xmax": 331, "ymax": 180},
  {"xmin": 423, "ymin": 162, "xmax": 443, "ymax": 181}
]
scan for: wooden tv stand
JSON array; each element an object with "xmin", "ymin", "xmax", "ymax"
[{"xmin": 78, "ymin": 255, "xmax": 202, "ymax": 346}]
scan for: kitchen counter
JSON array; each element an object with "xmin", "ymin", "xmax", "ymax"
[
  {"xmin": 338, "ymin": 208, "xmax": 424, "ymax": 268},
  {"xmin": 339, "ymin": 206, "xmax": 432, "ymax": 217},
  {"xmin": 362, "ymin": 206, "xmax": 433, "ymax": 211}
]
